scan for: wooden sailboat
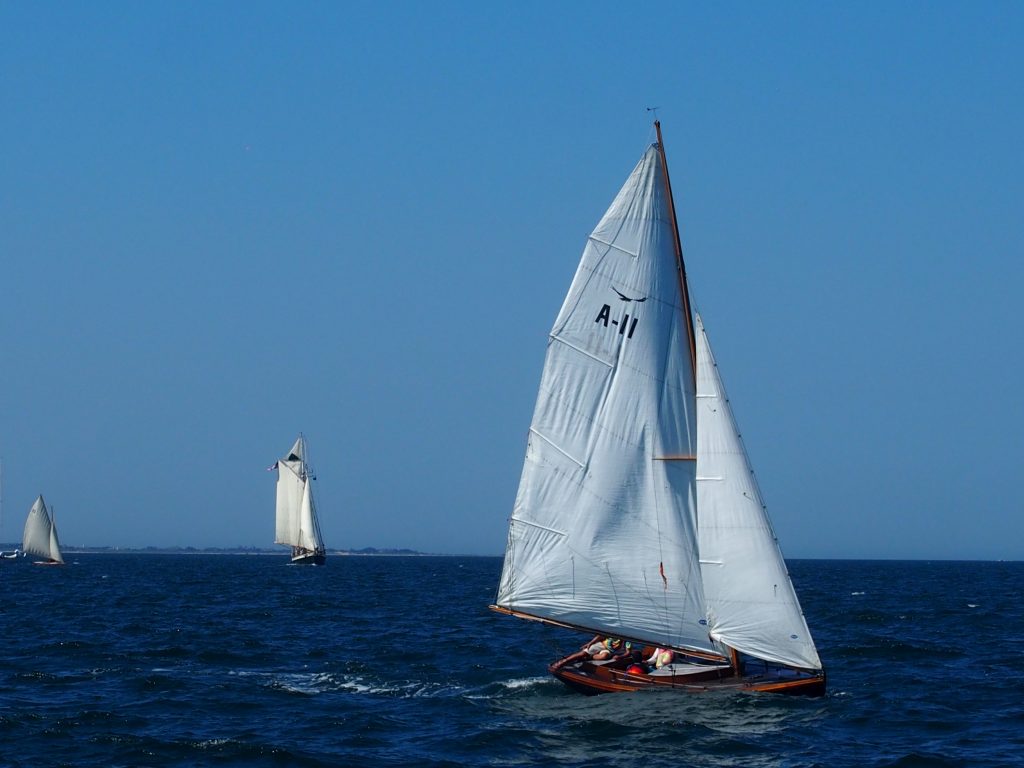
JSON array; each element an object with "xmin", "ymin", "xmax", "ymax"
[
  {"xmin": 273, "ymin": 434, "xmax": 327, "ymax": 565},
  {"xmin": 490, "ymin": 122, "xmax": 825, "ymax": 696},
  {"xmin": 23, "ymin": 495, "xmax": 65, "ymax": 566}
]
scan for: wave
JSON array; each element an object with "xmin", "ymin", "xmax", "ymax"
[
  {"xmin": 496, "ymin": 675, "xmax": 551, "ymax": 691},
  {"xmin": 226, "ymin": 669, "xmax": 470, "ymax": 700}
]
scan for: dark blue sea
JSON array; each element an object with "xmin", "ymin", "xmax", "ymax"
[{"xmin": 1, "ymin": 555, "xmax": 1022, "ymax": 767}]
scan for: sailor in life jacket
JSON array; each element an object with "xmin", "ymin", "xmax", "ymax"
[
  {"xmin": 587, "ymin": 637, "xmax": 629, "ymax": 661},
  {"xmin": 553, "ymin": 635, "xmax": 632, "ymax": 670},
  {"xmin": 645, "ymin": 647, "xmax": 675, "ymax": 669}
]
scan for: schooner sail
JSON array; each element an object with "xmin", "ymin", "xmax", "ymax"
[
  {"xmin": 491, "ymin": 122, "xmax": 824, "ymax": 695},
  {"xmin": 273, "ymin": 435, "xmax": 326, "ymax": 565},
  {"xmin": 23, "ymin": 495, "xmax": 64, "ymax": 566}
]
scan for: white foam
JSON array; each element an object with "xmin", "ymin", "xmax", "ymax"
[
  {"xmin": 499, "ymin": 676, "xmax": 549, "ymax": 690},
  {"xmin": 229, "ymin": 669, "xmax": 466, "ymax": 699}
]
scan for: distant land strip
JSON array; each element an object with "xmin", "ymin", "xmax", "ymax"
[{"xmin": 0, "ymin": 545, "xmax": 440, "ymax": 556}]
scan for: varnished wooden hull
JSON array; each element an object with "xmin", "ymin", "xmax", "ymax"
[{"xmin": 550, "ymin": 654, "xmax": 825, "ymax": 697}]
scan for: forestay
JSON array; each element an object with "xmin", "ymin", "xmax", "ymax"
[
  {"xmin": 496, "ymin": 145, "xmax": 716, "ymax": 655},
  {"xmin": 695, "ymin": 314, "xmax": 821, "ymax": 670}
]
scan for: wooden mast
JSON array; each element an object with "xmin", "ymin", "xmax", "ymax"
[
  {"xmin": 656, "ymin": 124, "xmax": 746, "ymax": 677},
  {"xmin": 654, "ymin": 120, "xmax": 697, "ymax": 383}
]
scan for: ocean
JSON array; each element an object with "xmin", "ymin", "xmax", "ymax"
[{"xmin": 1, "ymin": 555, "xmax": 1021, "ymax": 767}]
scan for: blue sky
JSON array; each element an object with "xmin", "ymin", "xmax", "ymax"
[{"xmin": 1, "ymin": 3, "xmax": 1021, "ymax": 558}]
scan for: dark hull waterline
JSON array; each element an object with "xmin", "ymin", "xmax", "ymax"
[
  {"xmin": 290, "ymin": 552, "xmax": 326, "ymax": 566},
  {"xmin": 550, "ymin": 652, "xmax": 825, "ymax": 697}
]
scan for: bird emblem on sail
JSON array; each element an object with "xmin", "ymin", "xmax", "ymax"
[{"xmin": 612, "ymin": 287, "xmax": 646, "ymax": 302}]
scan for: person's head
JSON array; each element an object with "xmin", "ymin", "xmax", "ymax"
[{"xmin": 605, "ymin": 638, "xmax": 622, "ymax": 651}]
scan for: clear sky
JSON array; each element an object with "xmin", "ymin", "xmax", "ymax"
[{"xmin": 1, "ymin": 3, "xmax": 1021, "ymax": 559}]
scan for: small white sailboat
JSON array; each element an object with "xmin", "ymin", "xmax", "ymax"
[
  {"xmin": 491, "ymin": 122, "xmax": 824, "ymax": 695},
  {"xmin": 273, "ymin": 434, "xmax": 326, "ymax": 565},
  {"xmin": 23, "ymin": 495, "xmax": 65, "ymax": 566}
]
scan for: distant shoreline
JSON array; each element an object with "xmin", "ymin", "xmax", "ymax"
[
  {"xmin": 2, "ymin": 545, "xmax": 1018, "ymax": 561},
  {"xmin": 0, "ymin": 545, "xmax": 491, "ymax": 557}
]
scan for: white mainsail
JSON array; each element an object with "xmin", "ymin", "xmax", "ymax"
[
  {"xmin": 23, "ymin": 495, "xmax": 64, "ymax": 564},
  {"xmin": 495, "ymin": 144, "xmax": 717, "ymax": 655},
  {"xmin": 274, "ymin": 435, "xmax": 324, "ymax": 554},
  {"xmin": 695, "ymin": 314, "xmax": 822, "ymax": 670}
]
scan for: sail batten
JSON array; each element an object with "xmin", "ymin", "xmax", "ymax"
[
  {"xmin": 548, "ymin": 335, "xmax": 617, "ymax": 368},
  {"xmin": 526, "ymin": 428, "xmax": 586, "ymax": 468},
  {"xmin": 509, "ymin": 516, "xmax": 567, "ymax": 537},
  {"xmin": 588, "ymin": 235, "xmax": 640, "ymax": 259}
]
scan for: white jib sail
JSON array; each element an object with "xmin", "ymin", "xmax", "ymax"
[
  {"xmin": 496, "ymin": 145, "xmax": 716, "ymax": 654},
  {"xmin": 297, "ymin": 477, "xmax": 321, "ymax": 552},
  {"xmin": 23, "ymin": 495, "xmax": 63, "ymax": 563},
  {"xmin": 695, "ymin": 314, "xmax": 821, "ymax": 670},
  {"xmin": 48, "ymin": 519, "xmax": 64, "ymax": 564}
]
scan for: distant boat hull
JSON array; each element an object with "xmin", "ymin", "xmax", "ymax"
[
  {"xmin": 550, "ymin": 650, "xmax": 825, "ymax": 697},
  {"xmin": 290, "ymin": 551, "xmax": 326, "ymax": 566},
  {"xmin": 31, "ymin": 559, "xmax": 65, "ymax": 567}
]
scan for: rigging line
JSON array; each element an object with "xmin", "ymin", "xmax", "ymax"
[{"xmin": 606, "ymin": 561, "xmax": 622, "ymax": 627}]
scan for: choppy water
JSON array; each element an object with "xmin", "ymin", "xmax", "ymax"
[{"xmin": 1, "ymin": 555, "xmax": 1022, "ymax": 767}]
